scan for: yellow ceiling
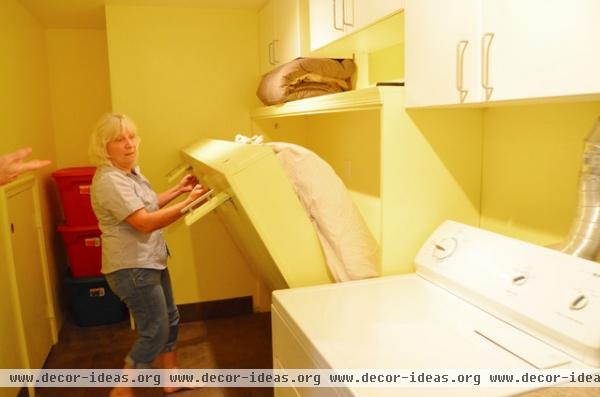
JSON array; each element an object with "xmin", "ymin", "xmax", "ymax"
[{"xmin": 19, "ymin": 0, "xmax": 267, "ymax": 29}]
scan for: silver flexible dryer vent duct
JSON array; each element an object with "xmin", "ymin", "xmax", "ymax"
[{"xmin": 555, "ymin": 118, "xmax": 600, "ymax": 260}]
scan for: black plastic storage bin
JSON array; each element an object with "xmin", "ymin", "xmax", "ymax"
[{"xmin": 64, "ymin": 271, "xmax": 127, "ymax": 327}]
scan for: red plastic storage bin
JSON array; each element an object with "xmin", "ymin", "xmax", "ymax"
[
  {"xmin": 58, "ymin": 224, "xmax": 102, "ymax": 278},
  {"xmin": 52, "ymin": 167, "xmax": 97, "ymax": 226}
]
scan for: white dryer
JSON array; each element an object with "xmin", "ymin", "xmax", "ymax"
[{"xmin": 272, "ymin": 221, "xmax": 600, "ymax": 396}]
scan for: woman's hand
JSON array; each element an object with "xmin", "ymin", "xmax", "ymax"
[
  {"xmin": 157, "ymin": 174, "xmax": 200, "ymax": 208},
  {"xmin": 129, "ymin": 183, "xmax": 210, "ymax": 233},
  {"xmin": 185, "ymin": 184, "xmax": 210, "ymax": 204},
  {"xmin": 0, "ymin": 148, "xmax": 51, "ymax": 186},
  {"xmin": 176, "ymin": 174, "xmax": 199, "ymax": 195}
]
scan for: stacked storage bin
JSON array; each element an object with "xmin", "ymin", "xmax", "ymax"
[{"xmin": 52, "ymin": 167, "xmax": 126, "ymax": 326}]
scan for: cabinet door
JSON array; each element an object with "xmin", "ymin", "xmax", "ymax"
[
  {"xmin": 354, "ymin": 0, "xmax": 405, "ymax": 30},
  {"xmin": 259, "ymin": 0, "xmax": 302, "ymax": 75},
  {"xmin": 274, "ymin": 0, "xmax": 301, "ymax": 66},
  {"xmin": 0, "ymin": 242, "xmax": 23, "ymax": 380},
  {"xmin": 405, "ymin": 0, "xmax": 482, "ymax": 107},
  {"xmin": 483, "ymin": 0, "xmax": 600, "ymax": 101},
  {"xmin": 309, "ymin": 0, "xmax": 347, "ymax": 51},
  {"xmin": 259, "ymin": 0, "xmax": 276, "ymax": 75},
  {"xmin": 7, "ymin": 186, "xmax": 54, "ymax": 369}
]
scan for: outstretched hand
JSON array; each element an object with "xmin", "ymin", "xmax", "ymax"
[
  {"xmin": 0, "ymin": 148, "xmax": 51, "ymax": 186},
  {"xmin": 176, "ymin": 174, "xmax": 199, "ymax": 194},
  {"xmin": 187, "ymin": 184, "xmax": 209, "ymax": 203}
]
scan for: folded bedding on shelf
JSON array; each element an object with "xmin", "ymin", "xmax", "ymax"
[
  {"xmin": 266, "ymin": 141, "xmax": 379, "ymax": 282},
  {"xmin": 257, "ymin": 58, "xmax": 356, "ymax": 106}
]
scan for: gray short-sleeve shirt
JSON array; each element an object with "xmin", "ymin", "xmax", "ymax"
[{"xmin": 91, "ymin": 164, "xmax": 168, "ymax": 274}]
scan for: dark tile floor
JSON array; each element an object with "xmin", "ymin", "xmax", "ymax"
[{"xmin": 37, "ymin": 313, "xmax": 274, "ymax": 397}]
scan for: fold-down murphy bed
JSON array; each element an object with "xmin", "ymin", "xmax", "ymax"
[{"xmin": 180, "ymin": 138, "xmax": 333, "ymax": 291}]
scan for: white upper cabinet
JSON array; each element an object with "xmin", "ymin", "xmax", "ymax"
[
  {"xmin": 309, "ymin": 0, "xmax": 405, "ymax": 51},
  {"xmin": 482, "ymin": 0, "xmax": 600, "ymax": 102},
  {"xmin": 405, "ymin": 0, "xmax": 600, "ymax": 107},
  {"xmin": 258, "ymin": 0, "xmax": 276, "ymax": 75},
  {"xmin": 309, "ymin": 0, "xmax": 348, "ymax": 51},
  {"xmin": 259, "ymin": 0, "xmax": 302, "ymax": 75},
  {"xmin": 405, "ymin": 0, "xmax": 481, "ymax": 106},
  {"xmin": 276, "ymin": 0, "xmax": 302, "ymax": 67}
]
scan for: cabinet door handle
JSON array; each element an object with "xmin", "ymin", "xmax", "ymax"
[
  {"xmin": 481, "ymin": 32, "xmax": 495, "ymax": 100},
  {"xmin": 456, "ymin": 40, "xmax": 469, "ymax": 103},
  {"xmin": 268, "ymin": 41, "xmax": 274, "ymax": 65},
  {"xmin": 272, "ymin": 40, "xmax": 279, "ymax": 64},
  {"xmin": 333, "ymin": 0, "xmax": 344, "ymax": 31},
  {"xmin": 184, "ymin": 191, "xmax": 231, "ymax": 227},
  {"xmin": 343, "ymin": 0, "xmax": 354, "ymax": 27}
]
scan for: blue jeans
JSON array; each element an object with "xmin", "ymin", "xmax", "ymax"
[{"xmin": 105, "ymin": 268, "xmax": 179, "ymax": 368}]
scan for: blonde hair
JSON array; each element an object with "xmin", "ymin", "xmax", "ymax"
[{"xmin": 89, "ymin": 113, "xmax": 140, "ymax": 166}]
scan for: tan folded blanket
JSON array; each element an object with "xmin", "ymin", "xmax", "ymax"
[{"xmin": 257, "ymin": 58, "xmax": 356, "ymax": 106}]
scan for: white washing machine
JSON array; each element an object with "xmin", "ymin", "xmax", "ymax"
[{"xmin": 272, "ymin": 221, "xmax": 600, "ymax": 396}]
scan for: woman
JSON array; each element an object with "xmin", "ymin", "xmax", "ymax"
[{"xmin": 89, "ymin": 113, "xmax": 205, "ymax": 395}]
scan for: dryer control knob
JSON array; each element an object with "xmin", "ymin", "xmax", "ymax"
[{"xmin": 433, "ymin": 238, "xmax": 457, "ymax": 260}]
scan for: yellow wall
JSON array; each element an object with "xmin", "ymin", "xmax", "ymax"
[
  {"xmin": 481, "ymin": 101, "xmax": 600, "ymax": 245},
  {"xmin": 305, "ymin": 111, "xmax": 382, "ymax": 240},
  {"xmin": 0, "ymin": 0, "xmax": 60, "ymax": 378},
  {"xmin": 386, "ymin": 105, "xmax": 482, "ymax": 273},
  {"xmin": 0, "ymin": 1, "xmax": 56, "ymax": 172},
  {"xmin": 105, "ymin": 5, "xmax": 261, "ymax": 304},
  {"xmin": 46, "ymin": 29, "xmax": 112, "ymax": 169},
  {"xmin": 368, "ymin": 42, "xmax": 404, "ymax": 85}
]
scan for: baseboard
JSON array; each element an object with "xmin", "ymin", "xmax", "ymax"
[{"xmin": 178, "ymin": 296, "xmax": 253, "ymax": 323}]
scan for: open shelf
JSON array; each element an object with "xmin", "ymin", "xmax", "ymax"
[{"xmin": 251, "ymin": 86, "xmax": 402, "ymax": 119}]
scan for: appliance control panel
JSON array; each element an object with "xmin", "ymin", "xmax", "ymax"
[{"xmin": 415, "ymin": 220, "xmax": 600, "ymax": 367}]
